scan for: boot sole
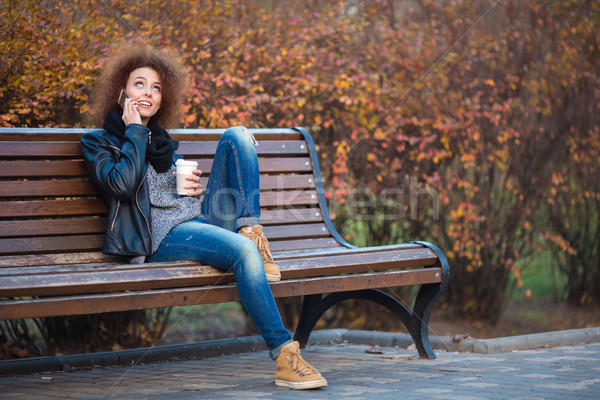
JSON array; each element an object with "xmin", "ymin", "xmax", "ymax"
[
  {"xmin": 275, "ymin": 378, "xmax": 327, "ymax": 390},
  {"xmin": 266, "ymin": 273, "xmax": 281, "ymax": 282}
]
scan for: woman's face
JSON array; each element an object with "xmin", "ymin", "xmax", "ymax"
[{"xmin": 124, "ymin": 67, "xmax": 162, "ymax": 124}]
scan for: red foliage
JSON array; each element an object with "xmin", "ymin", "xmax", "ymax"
[{"xmin": 1, "ymin": 0, "xmax": 598, "ymax": 319}]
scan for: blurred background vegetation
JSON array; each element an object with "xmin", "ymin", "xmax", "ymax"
[{"xmin": 1, "ymin": 0, "xmax": 598, "ymax": 357}]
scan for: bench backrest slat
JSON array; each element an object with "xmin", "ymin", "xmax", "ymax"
[
  {"xmin": 0, "ymin": 174, "xmax": 316, "ymax": 198},
  {"xmin": 0, "ymin": 140, "xmax": 310, "ymax": 158},
  {"xmin": 0, "ymin": 128, "xmax": 347, "ymax": 261}
]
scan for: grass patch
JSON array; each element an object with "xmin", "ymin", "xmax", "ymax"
[{"xmin": 512, "ymin": 249, "xmax": 566, "ymax": 301}]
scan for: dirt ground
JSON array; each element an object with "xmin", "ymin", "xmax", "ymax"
[{"xmin": 428, "ymin": 299, "xmax": 600, "ymax": 339}]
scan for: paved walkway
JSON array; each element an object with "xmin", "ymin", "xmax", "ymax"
[{"xmin": 1, "ymin": 333, "xmax": 600, "ymax": 399}]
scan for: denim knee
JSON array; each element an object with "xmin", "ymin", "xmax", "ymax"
[
  {"xmin": 222, "ymin": 126, "xmax": 258, "ymax": 147},
  {"xmin": 231, "ymin": 238, "xmax": 265, "ymax": 279}
]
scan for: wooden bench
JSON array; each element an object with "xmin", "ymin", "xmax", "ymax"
[{"xmin": 0, "ymin": 127, "xmax": 449, "ymax": 359}]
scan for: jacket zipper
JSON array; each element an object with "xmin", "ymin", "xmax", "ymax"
[
  {"xmin": 135, "ymin": 166, "xmax": 154, "ymax": 250},
  {"xmin": 110, "ymin": 200, "xmax": 120, "ymax": 232}
]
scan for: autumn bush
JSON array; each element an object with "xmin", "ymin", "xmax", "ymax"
[{"xmin": 1, "ymin": 0, "xmax": 599, "ymax": 354}]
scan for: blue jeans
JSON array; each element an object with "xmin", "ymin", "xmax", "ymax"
[{"xmin": 150, "ymin": 127, "xmax": 292, "ymax": 358}]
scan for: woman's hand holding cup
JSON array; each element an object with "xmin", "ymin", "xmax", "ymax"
[{"xmin": 175, "ymin": 159, "xmax": 202, "ymax": 196}]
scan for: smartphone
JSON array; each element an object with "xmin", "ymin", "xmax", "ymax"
[{"xmin": 117, "ymin": 89, "xmax": 129, "ymax": 109}]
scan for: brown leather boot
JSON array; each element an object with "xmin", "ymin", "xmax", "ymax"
[
  {"xmin": 275, "ymin": 341, "xmax": 327, "ymax": 389},
  {"xmin": 239, "ymin": 225, "xmax": 281, "ymax": 282}
]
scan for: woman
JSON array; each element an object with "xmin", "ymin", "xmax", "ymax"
[{"xmin": 81, "ymin": 44, "xmax": 327, "ymax": 390}]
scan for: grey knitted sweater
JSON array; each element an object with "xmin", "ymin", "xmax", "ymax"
[{"xmin": 130, "ymin": 164, "xmax": 202, "ymax": 263}]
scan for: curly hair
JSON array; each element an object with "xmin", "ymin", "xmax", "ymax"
[{"xmin": 88, "ymin": 43, "xmax": 188, "ymax": 128}]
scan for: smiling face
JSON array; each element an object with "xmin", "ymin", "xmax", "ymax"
[{"xmin": 124, "ymin": 67, "xmax": 162, "ymax": 125}]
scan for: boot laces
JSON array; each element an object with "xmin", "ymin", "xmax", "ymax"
[
  {"xmin": 254, "ymin": 233, "xmax": 275, "ymax": 264},
  {"xmin": 287, "ymin": 348, "xmax": 319, "ymax": 377}
]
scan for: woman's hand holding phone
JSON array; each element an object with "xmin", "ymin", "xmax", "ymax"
[{"xmin": 119, "ymin": 90, "xmax": 142, "ymax": 126}]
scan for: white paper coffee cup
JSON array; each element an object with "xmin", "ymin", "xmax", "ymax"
[{"xmin": 175, "ymin": 159, "xmax": 198, "ymax": 195}]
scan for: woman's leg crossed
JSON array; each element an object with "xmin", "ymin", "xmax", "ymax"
[{"xmin": 149, "ymin": 218, "xmax": 291, "ymax": 352}]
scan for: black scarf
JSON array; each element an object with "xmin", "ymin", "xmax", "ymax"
[{"xmin": 103, "ymin": 109, "xmax": 179, "ymax": 173}]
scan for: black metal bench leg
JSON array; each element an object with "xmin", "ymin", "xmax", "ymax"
[
  {"xmin": 408, "ymin": 283, "xmax": 442, "ymax": 359},
  {"xmin": 294, "ymin": 242, "xmax": 450, "ymax": 360},
  {"xmin": 294, "ymin": 291, "xmax": 412, "ymax": 348},
  {"xmin": 294, "ymin": 289, "xmax": 437, "ymax": 358},
  {"xmin": 293, "ymin": 294, "xmax": 324, "ymax": 349},
  {"xmin": 408, "ymin": 241, "xmax": 451, "ymax": 358}
]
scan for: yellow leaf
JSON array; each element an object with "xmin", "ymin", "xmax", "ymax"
[{"xmin": 484, "ymin": 79, "xmax": 495, "ymax": 87}]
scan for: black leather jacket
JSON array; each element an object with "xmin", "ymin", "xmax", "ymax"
[{"xmin": 81, "ymin": 124, "xmax": 178, "ymax": 257}]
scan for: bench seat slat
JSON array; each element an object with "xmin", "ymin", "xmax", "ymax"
[
  {"xmin": 0, "ymin": 243, "xmax": 427, "ymax": 268},
  {"xmin": 0, "ymin": 269, "xmax": 441, "ymax": 320},
  {"xmin": 0, "ymin": 252, "xmax": 121, "ymax": 267},
  {"xmin": 0, "ymin": 247, "xmax": 437, "ymax": 297},
  {"xmin": 0, "ymin": 248, "xmax": 435, "ymax": 277},
  {"xmin": 0, "ymin": 260, "xmax": 202, "ymax": 275}
]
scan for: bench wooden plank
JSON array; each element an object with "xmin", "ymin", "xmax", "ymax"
[
  {"xmin": 0, "ymin": 174, "xmax": 316, "ymax": 198},
  {"xmin": 0, "ymin": 269, "xmax": 441, "ymax": 320},
  {"xmin": 0, "ymin": 161, "xmax": 88, "ymax": 178},
  {"xmin": 0, "ymin": 140, "xmax": 308, "ymax": 158},
  {"xmin": 0, "ymin": 247, "xmax": 436, "ymax": 276},
  {"xmin": 0, "ymin": 128, "xmax": 304, "ymax": 142},
  {"xmin": 0, "ymin": 217, "xmax": 106, "ymax": 237},
  {"xmin": 0, "ymin": 180, "xmax": 98, "ymax": 198},
  {"xmin": 0, "ymin": 234, "xmax": 104, "ymax": 255},
  {"xmin": 0, "ymin": 247, "xmax": 437, "ymax": 297},
  {"xmin": 0, "ymin": 199, "xmax": 106, "ymax": 218},
  {"xmin": 0, "ymin": 157, "xmax": 312, "ymax": 178},
  {"xmin": 0, "ymin": 242, "xmax": 424, "ymax": 269},
  {"xmin": 0, "ymin": 190, "xmax": 319, "ymax": 218},
  {"xmin": 0, "ymin": 229, "xmax": 335, "ymax": 256},
  {"xmin": 260, "ymin": 208, "xmax": 324, "ymax": 224},
  {"xmin": 0, "ymin": 218, "xmax": 327, "ymax": 239},
  {"xmin": 0, "ymin": 223, "xmax": 333, "ymax": 255},
  {"xmin": 269, "ymin": 238, "xmax": 341, "ymax": 252},
  {"xmin": 179, "ymin": 140, "xmax": 309, "ymax": 156},
  {"xmin": 0, "ymin": 260, "xmax": 202, "ymax": 275},
  {"xmin": 0, "ymin": 212, "xmax": 326, "ymax": 245},
  {"xmin": 0, "ymin": 252, "xmax": 121, "ymax": 267},
  {"xmin": 273, "ymin": 243, "xmax": 425, "ymax": 260},
  {"xmin": 265, "ymin": 223, "xmax": 330, "ymax": 240},
  {"xmin": 0, "ymin": 141, "xmax": 81, "ymax": 158}
]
